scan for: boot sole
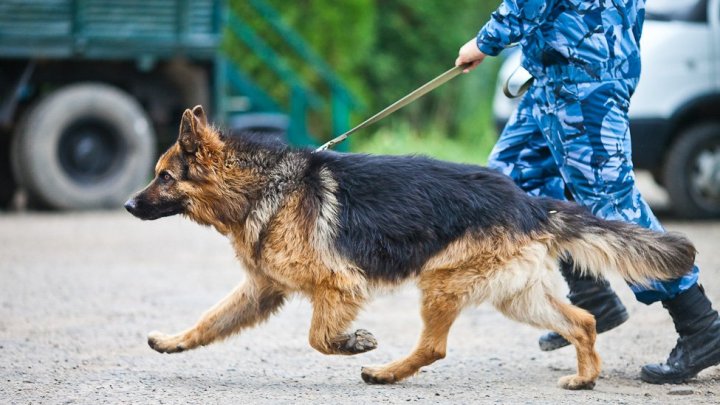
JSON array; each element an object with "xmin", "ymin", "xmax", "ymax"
[
  {"xmin": 539, "ymin": 310, "xmax": 629, "ymax": 352},
  {"xmin": 640, "ymin": 346, "xmax": 720, "ymax": 384},
  {"xmin": 639, "ymin": 368, "xmax": 697, "ymax": 385}
]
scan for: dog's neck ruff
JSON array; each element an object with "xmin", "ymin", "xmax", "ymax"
[{"xmin": 241, "ymin": 152, "xmax": 307, "ymax": 249}]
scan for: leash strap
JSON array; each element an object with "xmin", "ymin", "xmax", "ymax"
[
  {"xmin": 315, "ymin": 64, "xmax": 470, "ymax": 152},
  {"xmin": 502, "ymin": 64, "xmax": 534, "ymax": 99}
]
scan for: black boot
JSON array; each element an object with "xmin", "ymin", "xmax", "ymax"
[
  {"xmin": 538, "ymin": 259, "xmax": 629, "ymax": 351},
  {"xmin": 641, "ymin": 284, "xmax": 720, "ymax": 384}
]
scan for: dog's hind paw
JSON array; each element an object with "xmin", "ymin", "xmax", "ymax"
[
  {"xmin": 557, "ymin": 374, "xmax": 596, "ymax": 390},
  {"xmin": 336, "ymin": 329, "xmax": 378, "ymax": 355},
  {"xmin": 147, "ymin": 331, "xmax": 187, "ymax": 354}
]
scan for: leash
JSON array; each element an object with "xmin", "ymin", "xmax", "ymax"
[{"xmin": 315, "ymin": 63, "xmax": 471, "ymax": 152}]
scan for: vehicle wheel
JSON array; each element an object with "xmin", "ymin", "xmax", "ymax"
[
  {"xmin": 0, "ymin": 131, "xmax": 17, "ymax": 209},
  {"xmin": 663, "ymin": 123, "xmax": 720, "ymax": 219},
  {"xmin": 650, "ymin": 168, "xmax": 665, "ymax": 188},
  {"xmin": 11, "ymin": 83, "xmax": 155, "ymax": 210}
]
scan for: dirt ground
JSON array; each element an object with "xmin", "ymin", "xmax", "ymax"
[{"xmin": 1, "ymin": 173, "xmax": 719, "ymax": 404}]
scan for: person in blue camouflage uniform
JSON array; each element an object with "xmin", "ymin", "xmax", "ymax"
[{"xmin": 456, "ymin": 0, "xmax": 720, "ymax": 384}]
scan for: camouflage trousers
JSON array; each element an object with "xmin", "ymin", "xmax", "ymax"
[{"xmin": 488, "ymin": 77, "xmax": 698, "ymax": 304}]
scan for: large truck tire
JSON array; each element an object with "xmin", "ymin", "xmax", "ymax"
[
  {"xmin": 0, "ymin": 132, "xmax": 17, "ymax": 209},
  {"xmin": 663, "ymin": 122, "xmax": 720, "ymax": 219},
  {"xmin": 11, "ymin": 83, "xmax": 156, "ymax": 210}
]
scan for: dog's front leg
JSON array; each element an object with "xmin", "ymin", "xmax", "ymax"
[
  {"xmin": 148, "ymin": 276, "xmax": 285, "ymax": 354},
  {"xmin": 361, "ymin": 278, "xmax": 462, "ymax": 384},
  {"xmin": 308, "ymin": 286, "xmax": 377, "ymax": 355}
]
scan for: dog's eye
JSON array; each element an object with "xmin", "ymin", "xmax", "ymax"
[{"xmin": 159, "ymin": 171, "xmax": 173, "ymax": 183}]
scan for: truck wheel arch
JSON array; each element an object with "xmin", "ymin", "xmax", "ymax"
[
  {"xmin": 665, "ymin": 93, "xmax": 720, "ymax": 146},
  {"xmin": 654, "ymin": 93, "xmax": 720, "ymax": 214}
]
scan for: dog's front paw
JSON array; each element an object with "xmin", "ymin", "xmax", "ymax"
[
  {"xmin": 360, "ymin": 366, "xmax": 397, "ymax": 384},
  {"xmin": 147, "ymin": 331, "xmax": 187, "ymax": 354},
  {"xmin": 557, "ymin": 374, "xmax": 596, "ymax": 390},
  {"xmin": 337, "ymin": 329, "xmax": 378, "ymax": 354}
]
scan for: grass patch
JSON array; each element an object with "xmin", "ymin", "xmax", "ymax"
[
  {"xmin": 348, "ymin": 59, "xmax": 501, "ymax": 166},
  {"xmin": 351, "ymin": 123, "xmax": 495, "ymax": 165}
]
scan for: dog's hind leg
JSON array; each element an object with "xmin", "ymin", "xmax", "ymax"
[
  {"xmin": 548, "ymin": 297, "xmax": 601, "ymax": 390},
  {"xmin": 490, "ymin": 267, "xmax": 601, "ymax": 390},
  {"xmin": 148, "ymin": 275, "xmax": 285, "ymax": 354},
  {"xmin": 308, "ymin": 285, "xmax": 377, "ymax": 355},
  {"xmin": 361, "ymin": 272, "xmax": 462, "ymax": 384}
]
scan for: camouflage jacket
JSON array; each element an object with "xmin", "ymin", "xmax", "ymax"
[{"xmin": 477, "ymin": 0, "xmax": 645, "ymax": 82}]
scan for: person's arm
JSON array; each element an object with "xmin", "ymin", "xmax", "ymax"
[
  {"xmin": 456, "ymin": 0, "xmax": 553, "ymax": 72},
  {"xmin": 477, "ymin": 0, "xmax": 553, "ymax": 56}
]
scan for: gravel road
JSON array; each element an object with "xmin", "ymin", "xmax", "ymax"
[{"xmin": 1, "ymin": 175, "xmax": 719, "ymax": 404}]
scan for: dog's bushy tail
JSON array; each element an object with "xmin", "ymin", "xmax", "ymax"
[{"xmin": 541, "ymin": 199, "xmax": 696, "ymax": 286}]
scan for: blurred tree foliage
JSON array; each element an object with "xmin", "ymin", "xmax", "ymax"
[{"xmin": 225, "ymin": 0, "xmax": 499, "ymax": 142}]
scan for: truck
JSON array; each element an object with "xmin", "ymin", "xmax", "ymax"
[
  {"xmin": 0, "ymin": 0, "xmax": 356, "ymax": 210},
  {"xmin": 493, "ymin": 0, "xmax": 720, "ymax": 218}
]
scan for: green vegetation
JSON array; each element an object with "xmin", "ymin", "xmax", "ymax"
[
  {"xmin": 227, "ymin": 0, "xmax": 502, "ymax": 163},
  {"xmin": 352, "ymin": 57, "xmax": 501, "ymax": 163},
  {"xmin": 350, "ymin": 123, "xmax": 494, "ymax": 165}
]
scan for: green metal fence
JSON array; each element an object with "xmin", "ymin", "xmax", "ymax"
[{"xmin": 220, "ymin": 0, "xmax": 359, "ymax": 147}]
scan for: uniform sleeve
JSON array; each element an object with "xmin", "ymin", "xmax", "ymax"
[{"xmin": 476, "ymin": 0, "xmax": 554, "ymax": 56}]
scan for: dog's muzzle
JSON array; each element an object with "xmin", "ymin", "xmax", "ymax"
[
  {"xmin": 124, "ymin": 198, "xmax": 140, "ymax": 216},
  {"xmin": 124, "ymin": 195, "xmax": 185, "ymax": 220}
]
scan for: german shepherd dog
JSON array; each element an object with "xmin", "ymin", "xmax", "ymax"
[{"xmin": 125, "ymin": 106, "xmax": 695, "ymax": 390}]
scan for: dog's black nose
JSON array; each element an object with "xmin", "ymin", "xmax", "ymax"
[{"xmin": 124, "ymin": 199, "xmax": 137, "ymax": 214}]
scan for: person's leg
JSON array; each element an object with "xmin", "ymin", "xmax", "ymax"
[
  {"xmin": 536, "ymin": 78, "xmax": 719, "ymax": 383},
  {"xmin": 488, "ymin": 89, "xmax": 566, "ymax": 200},
  {"xmin": 535, "ymin": 79, "xmax": 699, "ymax": 302},
  {"xmin": 489, "ymin": 88, "xmax": 628, "ymax": 352}
]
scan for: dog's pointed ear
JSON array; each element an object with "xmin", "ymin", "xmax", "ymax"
[
  {"xmin": 178, "ymin": 105, "xmax": 218, "ymax": 156},
  {"xmin": 191, "ymin": 105, "xmax": 208, "ymax": 127},
  {"xmin": 178, "ymin": 109, "xmax": 200, "ymax": 154}
]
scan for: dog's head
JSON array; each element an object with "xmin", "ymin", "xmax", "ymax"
[{"xmin": 125, "ymin": 105, "xmax": 227, "ymax": 222}]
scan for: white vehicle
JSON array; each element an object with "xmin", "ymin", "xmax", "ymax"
[{"xmin": 493, "ymin": 0, "xmax": 720, "ymax": 218}]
